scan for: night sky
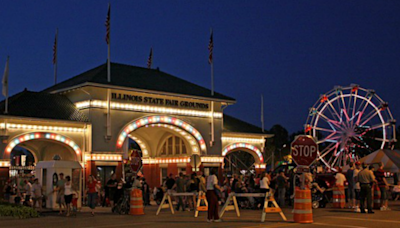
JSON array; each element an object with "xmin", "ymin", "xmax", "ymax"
[{"xmin": 1, "ymin": 1, "xmax": 400, "ymax": 133}]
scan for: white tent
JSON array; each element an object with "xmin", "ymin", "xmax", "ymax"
[{"xmin": 358, "ymin": 149, "xmax": 400, "ymax": 173}]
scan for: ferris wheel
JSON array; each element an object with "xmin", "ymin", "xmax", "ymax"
[{"xmin": 305, "ymin": 84, "xmax": 396, "ymax": 170}]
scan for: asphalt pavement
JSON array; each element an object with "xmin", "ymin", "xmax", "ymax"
[{"xmin": 1, "ymin": 201, "xmax": 399, "ymax": 228}]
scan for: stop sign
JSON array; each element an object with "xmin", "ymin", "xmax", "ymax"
[
  {"xmin": 130, "ymin": 149, "xmax": 142, "ymax": 172},
  {"xmin": 291, "ymin": 135, "xmax": 318, "ymax": 167}
]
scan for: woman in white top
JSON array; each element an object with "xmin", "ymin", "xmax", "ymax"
[
  {"xmin": 64, "ymin": 176, "xmax": 73, "ymax": 216},
  {"xmin": 260, "ymin": 172, "xmax": 270, "ymax": 193},
  {"xmin": 206, "ymin": 168, "xmax": 222, "ymax": 223}
]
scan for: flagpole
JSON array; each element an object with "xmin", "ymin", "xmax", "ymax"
[
  {"xmin": 54, "ymin": 28, "xmax": 58, "ymax": 85},
  {"xmin": 209, "ymin": 28, "xmax": 214, "ymax": 146},
  {"xmin": 105, "ymin": 3, "xmax": 111, "ymax": 139},
  {"xmin": 2, "ymin": 56, "xmax": 9, "ymax": 115},
  {"xmin": 261, "ymin": 94, "xmax": 264, "ymax": 132}
]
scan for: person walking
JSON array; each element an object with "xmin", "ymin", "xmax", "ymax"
[
  {"xmin": 206, "ymin": 168, "xmax": 222, "ymax": 223},
  {"xmin": 64, "ymin": 176, "xmax": 73, "ymax": 217},
  {"xmin": 374, "ymin": 162, "xmax": 390, "ymax": 210},
  {"xmin": 106, "ymin": 174, "xmax": 118, "ymax": 210},
  {"xmin": 358, "ymin": 163, "xmax": 375, "ymax": 214},
  {"xmin": 275, "ymin": 171, "xmax": 287, "ymax": 207},
  {"xmin": 55, "ymin": 173, "xmax": 66, "ymax": 214},
  {"xmin": 86, "ymin": 175, "xmax": 99, "ymax": 216}
]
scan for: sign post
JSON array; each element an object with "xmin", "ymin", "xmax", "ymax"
[{"xmin": 290, "ymin": 135, "xmax": 318, "ymax": 224}]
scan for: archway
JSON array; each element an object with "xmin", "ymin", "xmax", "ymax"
[
  {"xmin": 4, "ymin": 132, "xmax": 82, "ymax": 161},
  {"xmin": 116, "ymin": 115, "xmax": 206, "ymax": 154},
  {"xmin": 222, "ymin": 143, "xmax": 263, "ymax": 163},
  {"xmin": 222, "ymin": 143, "xmax": 264, "ymax": 175}
]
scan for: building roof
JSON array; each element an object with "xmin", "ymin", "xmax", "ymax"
[
  {"xmin": 43, "ymin": 62, "xmax": 236, "ymax": 102},
  {"xmin": 0, "ymin": 90, "xmax": 89, "ymax": 122},
  {"xmin": 223, "ymin": 114, "xmax": 269, "ymax": 135}
]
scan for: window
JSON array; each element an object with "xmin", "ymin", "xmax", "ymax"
[{"xmin": 160, "ymin": 136, "xmax": 187, "ymax": 156}]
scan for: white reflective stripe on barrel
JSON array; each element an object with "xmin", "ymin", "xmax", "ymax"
[
  {"xmin": 293, "ymin": 209, "xmax": 312, "ymax": 214},
  {"xmin": 130, "ymin": 205, "xmax": 143, "ymax": 208},
  {"xmin": 131, "ymin": 197, "xmax": 142, "ymax": 200},
  {"xmin": 294, "ymin": 199, "xmax": 311, "ymax": 203}
]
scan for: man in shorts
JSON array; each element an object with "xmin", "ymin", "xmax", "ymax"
[
  {"xmin": 106, "ymin": 173, "xmax": 118, "ymax": 210},
  {"xmin": 56, "ymin": 173, "xmax": 66, "ymax": 214},
  {"xmin": 374, "ymin": 162, "xmax": 390, "ymax": 210}
]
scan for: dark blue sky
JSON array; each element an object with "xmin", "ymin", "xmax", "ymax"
[{"xmin": 1, "ymin": 1, "xmax": 400, "ymax": 133}]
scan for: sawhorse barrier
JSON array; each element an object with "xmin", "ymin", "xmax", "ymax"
[
  {"xmin": 156, "ymin": 191, "xmax": 208, "ymax": 217},
  {"xmin": 219, "ymin": 192, "xmax": 287, "ymax": 222}
]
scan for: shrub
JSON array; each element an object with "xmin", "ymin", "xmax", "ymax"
[{"xmin": 0, "ymin": 202, "xmax": 39, "ymax": 219}]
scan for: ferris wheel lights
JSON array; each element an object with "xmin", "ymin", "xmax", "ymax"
[
  {"xmin": 351, "ymin": 85, "xmax": 359, "ymax": 92},
  {"xmin": 320, "ymin": 95, "xmax": 328, "ymax": 103}
]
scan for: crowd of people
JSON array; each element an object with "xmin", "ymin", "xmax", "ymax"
[{"xmin": 2, "ymin": 163, "xmax": 399, "ymax": 220}]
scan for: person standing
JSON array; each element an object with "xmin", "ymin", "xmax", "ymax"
[
  {"xmin": 197, "ymin": 171, "xmax": 206, "ymax": 193},
  {"xmin": 64, "ymin": 176, "xmax": 73, "ymax": 217},
  {"xmin": 275, "ymin": 171, "xmax": 287, "ymax": 207},
  {"xmin": 174, "ymin": 172, "xmax": 186, "ymax": 211},
  {"xmin": 259, "ymin": 172, "xmax": 270, "ymax": 209},
  {"xmin": 354, "ymin": 162, "xmax": 362, "ymax": 212},
  {"xmin": 358, "ymin": 163, "xmax": 375, "ymax": 214},
  {"xmin": 346, "ymin": 163, "xmax": 356, "ymax": 209},
  {"xmin": 24, "ymin": 180, "xmax": 32, "ymax": 207},
  {"xmin": 106, "ymin": 174, "xmax": 118, "ymax": 210},
  {"xmin": 31, "ymin": 178, "xmax": 43, "ymax": 212},
  {"xmin": 56, "ymin": 173, "xmax": 66, "ymax": 214},
  {"xmin": 141, "ymin": 178, "xmax": 150, "ymax": 206},
  {"xmin": 374, "ymin": 162, "xmax": 390, "ymax": 210},
  {"xmin": 2, "ymin": 180, "xmax": 12, "ymax": 203},
  {"xmin": 86, "ymin": 175, "xmax": 99, "ymax": 216},
  {"xmin": 165, "ymin": 174, "xmax": 176, "ymax": 196},
  {"xmin": 206, "ymin": 168, "xmax": 222, "ymax": 223},
  {"xmin": 335, "ymin": 168, "xmax": 346, "ymax": 208}
]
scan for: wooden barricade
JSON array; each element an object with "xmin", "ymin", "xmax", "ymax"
[
  {"xmin": 156, "ymin": 192, "xmax": 199, "ymax": 215},
  {"xmin": 194, "ymin": 191, "xmax": 208, "ymax": 217},
  {"xmin": 219, "ymin": 192, "xmax": 287, "ymax": 222}
]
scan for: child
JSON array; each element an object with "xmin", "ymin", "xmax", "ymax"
[
  {"xmin": 393, "ymin": 182, "xmax": 400, "ymax": 201},
  {"xmin": 71, "ymin": 191, "xmax": 79, "ymax": 217}
]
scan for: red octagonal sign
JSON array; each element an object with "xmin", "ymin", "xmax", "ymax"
[{"xmin": 291, "ymin": 135, "xmax": 318, "ymax": 167}]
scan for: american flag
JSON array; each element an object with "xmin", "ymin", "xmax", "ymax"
[
  {"xmin": 105, "ymin": 4, "xmax": 111, "ymax": 44},
  {"xmin": 208, "ymin": 29, "xmax": 213, "ymax": 64},
  {"xmin": 52, "ymin": 29, "xmax": 58, "ymax": 65},
  {"xmin": 147, "ymin": 48, "xmax": 153, "ymax": 69}
]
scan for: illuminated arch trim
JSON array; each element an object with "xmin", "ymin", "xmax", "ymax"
[
  {"xmin": 222, "ymin": 142, "xmax": 263, "ymax": 163},
  {"xmin": 5, "ymin": 132, "xmax": 81, "ymax": 155},
  {"xmin": 116, "ymin": 115, "xmax": 206, "ymax": 152}
]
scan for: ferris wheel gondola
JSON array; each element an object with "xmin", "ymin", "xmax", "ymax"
[{"xmin": 305, "ymin": 85, "xmax": 396, "ymax": 170}]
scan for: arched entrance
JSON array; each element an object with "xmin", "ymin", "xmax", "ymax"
[
  {"xmin": 116, "ymin": 115, "xmax": 207, "ymax": 154},
  {"xmin": 222, "ymin": 143, "xmax": 264, "ymax": 175},
  {"xmin": 4, "ymin": 132, "xmax": 82, "ymax": 161},
  {"xmin": 116, "ymin": 115, "xmax": 207, "ymax": 188}
]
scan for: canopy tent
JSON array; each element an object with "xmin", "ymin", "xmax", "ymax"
[{"xmin": 358, "ymin": 149, "xmax": 400, "ymax": 173}]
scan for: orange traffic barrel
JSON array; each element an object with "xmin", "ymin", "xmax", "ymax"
[
  {"xmin": 373, "ymin": 184, "xmax": 381, "ymax": 210},
  {"xmin": 293, "ymin": 187, "xmax": 313, "ymax": 224},
  {"xmin": 130, "ymin": 188, "xmax": 145, "ymax": 215},
  {"xmin": 332, "ymin": 185, "xmax": 345, "ymax": 208}
]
